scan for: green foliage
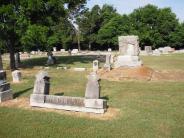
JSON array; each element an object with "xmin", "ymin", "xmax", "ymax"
[{"xmin": 21, "ymin": 25, "xmax": 49, "ymax": 52}]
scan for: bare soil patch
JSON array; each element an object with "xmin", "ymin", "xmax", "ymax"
[
  {"xmin": 0, "ymin": 97, "xmax": 119, "ymax": 121},
  {"xmin": 99, "ymin": 66, "xmax": 184, "ymax": 81}
]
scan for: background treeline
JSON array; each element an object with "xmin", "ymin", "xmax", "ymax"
[
  {"xmin": 77, "ymin": 4, "xmax": 184, "ymax": 50},
  {"xmin": 1, "ymin": 1, "xmax": 184, "ymax": 70}
]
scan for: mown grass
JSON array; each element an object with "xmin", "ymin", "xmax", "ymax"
[{"xmin": 0, "ymin": 54, "xmax": 184, "ymax": 138}]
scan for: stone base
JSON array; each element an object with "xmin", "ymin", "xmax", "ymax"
[
  {"xmin": 114, "ymin": 55, "xmax": 142, "ymax": 68},
  {"xmin": 0, "ymin": 89, "xmax": 13, "ymax": 103},
  {"xmin": 30, "ymin": 94, "xmax": 107, "ymax": 114}
]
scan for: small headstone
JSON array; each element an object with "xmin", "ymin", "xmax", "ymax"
[
  {"xmin": 85, "ymin": 72, "xmax": 100, "ymax": 99},
  {"xmin": 33, "ymin": 71, "xmax": 50, "ymax": 95},
  {"xmin": 93, "ymin": 60, "xmax": 99, "ymax": 72},
  {"xmin": 12, "ymin": 70, "xmax": 21, "ymax": 83},
  {"xmin": 104, "ymin": 54, "xmax": 111, "ymax": 71},
  {"xmin": 71, "ymin": 49, "xmax": 79, "ymax": 55},
  {"xmin": 60, "ymin": 49, "xmax": 66, "ymax": 52},
  {"xmin": 53, "ymin": 47, "xmax": 57, "ymax": 52},
  {"xmin": 144, "ymin": 46, "xmax": 152, "ymax": 54},
  {"xmin": 47, "ymin": 52, "xmax": 56, "ymax": 65},
  {"xmin": 68, "ymin": 49, "xmax": 72, "ymax": 56},
  {"xmin": 153, "ymin": 49, "xmax": 161, "ymax": 56},
  {"xmin": 108, "ymin": 48, "xmax": 112, "ymax": 52}
]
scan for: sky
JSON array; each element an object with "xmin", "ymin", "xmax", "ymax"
[{"xmin": 86, "ymin": 0, "xmax": 184, "ymax": 22}]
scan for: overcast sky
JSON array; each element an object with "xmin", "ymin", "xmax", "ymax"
[{"xmin": 86, "ymin": 0, "xmax": 184, "ymax": 22}]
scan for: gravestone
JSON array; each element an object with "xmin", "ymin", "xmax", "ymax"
[
  {"xmin": 153, "ymin": 49, "xmax": 161, "ymax": 56},
  {"xmin": 93, "ymin": 60, "xmax": 99, "ymax": 72},
  {"xmin": 145, "ymin": 46, "xmax": 152, "ymax": 54},
  {"xmin": 114, "ymin": 35, "xmax": 142, "ymax": 68},
  {"xmin": 104, "ymin": 54, "xmax": 111, "ymax": 71},
  {"xmin": 15, "ymin": 52, "xmax": 21, "ymax": 68},
  {"xmin": 12, "ymin": 70, "xmax": 21, "ymax": 83},
  {"xmin": 85, "ymin": 72, "xmax": 100, "ymax": 99},
  {"xmin": 0, "ymin": 53, "xmax": 13, "ymax": 102},
  {"xmin": 53, "ymin": 47, "xmax": 57, "ymax": 52},
  {"xmin": 108, "ymin": 48, "xmax": 112, "ymax": 52},
  {"xmin": 47, "ymin": 52, "xmax": 56, "ymax": 65},
  {"xmin": 71, "ymin": 49, "xmax": 79, "ymax": 55},
  {"xmin": 30, "ymin": 71, "xmax": 106, "ymax": 114},
  {"xmin": 33, "ymin": 71, "xmax": 50, "ymax": 95}
]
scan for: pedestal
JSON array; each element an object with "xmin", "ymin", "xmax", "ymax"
[{"xmin": 114, "ymin": 55, "xmax": 142, "ymax": 68}]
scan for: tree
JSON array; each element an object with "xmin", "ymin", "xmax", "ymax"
[
  {"xmin": 0, "ymin": 0, "xmax": 86, "ymax": 70},
  {"xmin": 129, "ymin": 4, "xmax": 179, "ymax": 49}
]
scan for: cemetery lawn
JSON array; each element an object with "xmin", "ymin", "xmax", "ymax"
[{"xmin": 0, "ymin": 54, "xmax": 184, "ymax": 138}]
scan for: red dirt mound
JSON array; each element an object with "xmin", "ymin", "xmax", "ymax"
[{"xmin": 99, "ymin": 66, "xmax": 154, "ymax": 81}]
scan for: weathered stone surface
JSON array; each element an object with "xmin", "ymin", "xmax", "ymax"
[
  {"xmin": 45, "ymin": 95, "xmax": 84, "ymax": 107},
  {"xmin": 118, "ymin": 35, "xmax": 140, "ymax": 56},
  {"xmin": 84, "ymin": 99, "xmax": 107, "ymax": 109},
  {"xmin": 30, "ymin": 95, "xmax": 107, "ymax": 114},
  {"xmin": 114, "ymin": 35, "xmax": 142, "ymax": 68},
  {"xmin": 47, "ymin": 52, "xmax": 56, "ymax": 65},
  {"xmin": 114, "ymin": 55, "xmax": 142, "ymax": 68},
  {"xmin": 12, "ymin": 70, "xmax": 21, "ymax": 83},
  {"xmin": 33, "ymin": 71, "xmax": 50, "ymax": 95},
  {"xmin": 85, "ymin": 72, "xmax": 100, "ymax": 99},
  {"xmin": 30, "ymin": 94, "xmax": 45, "ymax": 104},
  {"xmin": 53, "ymin": 47, "xmax": 57, "ymax": 52},
  {"xmin": 145, "ymin": 46, "xmax": 152, "ymax": 54},
  {"xmin": 0, "ymin": 89, "xmax": 13, "ymax": 102},
  {"xmin": 104, "ymin": 54, "xmax": 111, "ymax": 71},
  {"xmin": 0, "ymin": 52, "xmax": 3, "ymax": 70},
  {"xmin": 93, "ymin": 60, "xmax": 99, "ymax": 72}
]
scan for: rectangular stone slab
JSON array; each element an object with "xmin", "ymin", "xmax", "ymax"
[
  {"xmin": 30, "ymin": 94, "xmax": 107, "ymax": 114},
  {"xmin": 0, "ymin": 89, "xmax": 13, "ymax": 102}
]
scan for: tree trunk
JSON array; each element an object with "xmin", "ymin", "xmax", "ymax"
[
  {"xmin": 6, "ymin": 41, "xmax": 16, "ymax": 71},
  {"xmin": 77, "ymin": 33, "xmax": 81, "ymax": 51}
]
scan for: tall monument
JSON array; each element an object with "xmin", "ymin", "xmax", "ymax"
[{"xmin": 114, "ymin": 35, "xmax": 142, "ymax": 68}]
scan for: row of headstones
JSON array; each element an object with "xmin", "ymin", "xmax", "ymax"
[{"xmin": 144, "ymin": 46, "xmax": 175, "ymax": 55}]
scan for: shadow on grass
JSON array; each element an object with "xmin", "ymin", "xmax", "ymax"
[
  {"xmin": 13, "ymin": 87, "xmax": 33, "ymax": 98},
  {"xmin": 21, "ymin": 55, "xmax": 105, "ymax": 68},
  {"xmin": 101, "ymin": 96, "xmax": 109, "ymax": 101},
  {"xmin": 54, "ymin": 92, "xmax": 64, "ymax": 96}
]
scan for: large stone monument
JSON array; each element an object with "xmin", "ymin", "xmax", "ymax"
[
  {"xmin": 30, "ymin": 71, "xmax": 107, "ymax": 114},
  {"xmin": 114, "ymin": 35, "xmax": 142, "ymax": 68},
  {"xmin": 0, "ymin": 52, "xmax": 13, "ymax": 102}
]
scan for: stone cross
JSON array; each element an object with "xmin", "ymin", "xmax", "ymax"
[
  {"xmin": 33, "ymin": 71, "xmax": 50, "ymax": 95},
  {"xmin": 85, "ymin": 72, "xmax": 100, "ymax": 99},
  {"xmin": 0, "ymin": 52, "xmax": 3, "ymax": 70},
  {"xmin": 93, "ymin": 60, "xmax": 99, "ymax": 72}
]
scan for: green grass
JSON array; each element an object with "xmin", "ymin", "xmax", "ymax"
[{"xmin": 0, "ymin": 54, "xmax": 184, "ymax": 138}]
